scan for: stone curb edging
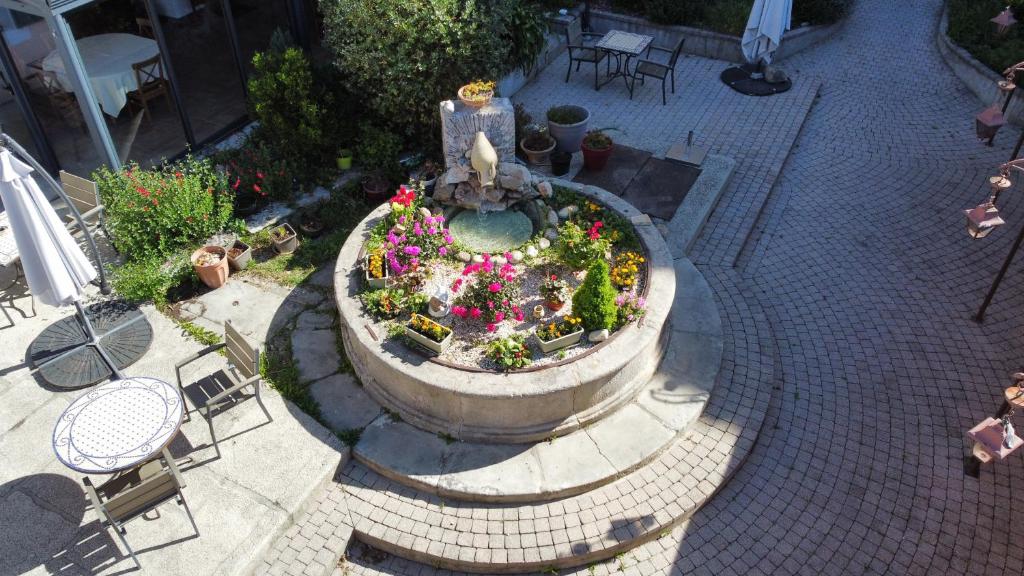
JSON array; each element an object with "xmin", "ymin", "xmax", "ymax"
[
  {"xmin": 935, "ymin": 5, "xmax": 1024, "ymax": 126},
  {"xmin": 588, "ymin": 9, "xmax": 841, "ymax": 65},
  {"xmin": 350, "ymin": 257, "xmax": 723, "ymax": 504}
]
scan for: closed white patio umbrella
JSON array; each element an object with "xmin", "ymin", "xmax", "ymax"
[{"xmin": 742, "ymin": 0, "xmax": 793, "ymax": 68}]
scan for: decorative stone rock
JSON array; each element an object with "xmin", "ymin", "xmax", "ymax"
[
  {"xmin": 492, "ymin": 255, "xmax": 507, "ymax": 266},
  {"xmin": 484, "ymin": 186, "xmax": 504, "ymax": 203},
  {"xmin": 509, "ymin": 250, "xmax": 524, "ymax": 263},
  {"xmin": 456, "ymin": 251, "xmax": 472, "ymax": 262},
  {"xmin": 538, "ymin": 237, "xmax": 552, "ymax": 249},
  {"xmin": 558, "ymin": 205, "xmax": 578, "ymax": 219},
  {"xmin": 525, "ymin": 246, "xmax": 539, "ymax": 258},
  {"xmin": 588, "ymin": 329, "xmax": 610, "ymax": 343},
  {"xmin": 537, "ymin": 181, "xmax": 553, "ymax": 198},
  {"xmin": 472, "ymin": 254, "xmax": 485, "ymax": 263},
  {"xmin": 547, "ymin": 210, "xmax": 559, "ymax": 227},
  {"xmin": 498, "ymin": 162, "xmax": 531, "ymax": 191},
  {"xmin": 393, "ymin": 224, "xmax": 406, "ymax": 234},
  {"xmin": 544, "ymin": 229, "xmax": 558, "ymax": 241},
  {"xmin": 418, "ymin": 207, "xmax": 433, "ymax": 219},
  {"xmin": 764, "ymin": 65, "xmax": 789, "ymax": 85},
  {"xmin": 433, "ymin": 182, "xmax": 455, "ymax": 202}
]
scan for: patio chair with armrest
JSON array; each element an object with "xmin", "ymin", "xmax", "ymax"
[
  {"xmin": 60, "ymin": 170, "xmax": 114, "ymax": 248},
  {"xmin": 175, "ymin": 320, "xmax": 272, "ymax": 458},
  {"xmin": 635, "ymin": 37, "xmax": 686, "ymax": 105},
  {"xmin": 565, "ymin": 18, "xmax": 608, "ymax": 89},
  {"xmin": 127, "ymin": 54, "xmax": 172, "ymax": 122},
  {"xmin": 82, "ymin": 456, "xmax": 198, "ymax": 570}
]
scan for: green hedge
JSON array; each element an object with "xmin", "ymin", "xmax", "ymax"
[
  {"xmin": 318, "ymin": 0, "xmax": 547, "ymax": 147},
  {"xmin": 948, "ymin": 0, "xmax": 1024, "ymax": 74},
  {"xmin": 609, "ymin": 0, "xmax": 849, "ymax": 36}
]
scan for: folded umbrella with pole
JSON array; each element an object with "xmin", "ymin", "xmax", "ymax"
[
  {"xmin": 721, "ymin": 0, "xmax": 794, "ymax": 96},
  {"xmin": 0, "ymin": 132, "xmax": 152, "ymax": 389}
]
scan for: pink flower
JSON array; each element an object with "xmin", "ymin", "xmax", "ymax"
[
  {"xmin": 488, "ymin": 282, "xmax": 502, "ymax": 293},
  {"xmin": 483, "ymin": 253, "xmax": 491, "ymax": 261},
  {"xmin": 486, "ymin": 323, "xmax": 496, "ymax": 332},
  {"xmin": 444, "ymin": 235, "xmax": 454, "ymax": 245},
  {"xmin": 398, "ymin": 215, "xmax": 407, "ymax": 224},
  {"xmin": 487, "ymin": 300, "xmax": 495, "ymax": 309},
  {"xmin": 452, "ymin": 306, "xmax": 467, "ymax": 317},
  {"xmin": 514, "ymin": 311, "xmax": 524, "ymax": 322},
  {"xmin": 403, "ymin": 246, "xmax": 421, "ymax": 256},
  {"xmin": 494, "ymin": 311, "xmax": 505, "ymax": 323},
  {"xmin": 451, "ymin": 278, "xmax": 463, "ymax": 292},
  {"xmin": 438, "ymin": 246, "xmax": 448, "ymax": 256},
  {"xmin": 470, "ymin": 307, "xmax": 482, "ymax": 319}
]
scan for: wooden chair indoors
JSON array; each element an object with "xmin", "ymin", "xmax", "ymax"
[{"xmin": 126, "ymin": 55, "xmax": 172, "ymax": 122}]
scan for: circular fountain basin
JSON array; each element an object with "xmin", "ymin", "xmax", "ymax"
[
  {"xmin": 447, "ymin": 209, "xmax": 535, "ymax": 253},
  {"xmin": 334, "ymin": 182, "xmax": 675, "ymax": 443}
]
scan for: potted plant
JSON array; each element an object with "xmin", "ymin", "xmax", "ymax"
[
  {"xmin": 405, "ymin": 313, "xmax": 453, "ymax": 354},
  {"xmin": 270, "ymin": 223, "xmax": 298, "ymax": 254},
  {"xmin": 540, "ymin": 273, "xmax": 571, "ymax": 311},
  {"xmin": 336, "ymin": 148, "xmax": 353, "ymax": 171},
  {"xmin": 547, "ymin": 105, "xmax": 590, "ymax": 153},
  {"xmin": 486, "ymin": 334, "xmax": 532, "ymax": 371},
  {"xmin": 364, "ymin": 252, "xmax": 390, "ymax": 288},
  {"xmin": 535, "ymin": 315, "xmax": 584, "ymax": 354},
  {"xmin": 581, "ymin": 129, "xmax": 614, "ymax": 172},
  {"xmin": 551, "ymin": 150, "xmax": 572, "ymax": 176},
  {"xmin": 191, "ymin": 245, "xmax": 230, "ymax": 289},
  {"xmin": 520, "ymin": 124, "xmax": 556, "ymax": 166},
  {"xmin": 299, "ymin": 209, "xmax": 325, "ymax": 238},
  {"xmin": 227, "ymin": 239, "xmax": 252, "ymax": 271},
  {"xmin": 458, "ymin": 80, "xmax": 496, "ymax": 109}
]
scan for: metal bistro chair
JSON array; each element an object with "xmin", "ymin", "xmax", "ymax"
[
  {"xmin": 175, "ymin": 321, "xmax": 272, "ymax": 458},
  {"xmin": 60, "ymin": 170, "xmax": 114, "ymax": 247},
  {"xmin": 565, "ymin": 18, "xmax": 607, "ymax": 90},
  {"xmin": 127, "ymin": 54, "xmax": 172, "ymax": 122},
  {"xmin": 83, "ymin": 456, "xmax": 198, "ymax": 569},
  {"xmin": 635, "ymin": 37, "xmax": 686, "ymax": 105}
]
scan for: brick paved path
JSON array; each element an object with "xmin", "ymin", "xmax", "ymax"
[{"xmin": 270, "ymin": 0, "xmax": 1024, "ymax": 574}]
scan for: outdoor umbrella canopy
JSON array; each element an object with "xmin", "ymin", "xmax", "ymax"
[
  {"xmin": 0, "ymin": 148, "xmax": 96, "ymax": 307},
  {"xmin": 742, "ymin": 0, "xmax": 793, "ymax": 66}
]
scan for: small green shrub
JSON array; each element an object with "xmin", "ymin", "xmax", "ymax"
[
  {"xmin": 360, "ymin": 288, "xmax": 428, "ymax": 320},
  {"xmin": 703, "ymin": 0, "xmax": 750, "ymax": 36},
  {"xmin": 211, "ymin": 137, "xmax": 292, "ymax": 204},
  {"xmin": 499, "ymin": 1, "xmax": 548, "ymax": 74},
  {"xmin": 95, "ymin": 156, "xmax": 233, "ymax": 261},
  {"xmin": 948, "ymin": 0, "xmax": 1024, "ymax": 73},
  {"xmin": 572, "ymin": 260, "xmax": 617, "ymax": 331},
  {"xmin": 355, "ymin": 123, "xmax": 404, "ymax": 183},
  {"xmin": 486, "ymin": 334, "xmax": 532, "ymax": 371},
  {"xmin": 643, "ymin": 0, "xmax": 705, "ymax": 26},
  {"xmin": 110, "ymin": 252, "xmax": 193, "ymax": 305},
  {"xmin": 556, "ymin": 221, "xmax": 611, "ymax": 270}
]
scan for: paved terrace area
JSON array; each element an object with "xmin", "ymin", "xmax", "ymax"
[{"xmin": 4, "ymin": 0, "xmax": 1024, "ymax": 574}]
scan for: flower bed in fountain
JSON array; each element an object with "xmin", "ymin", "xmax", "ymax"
[{"xmin": 334, "ymin": 179, "xmax": 675, "ymax": 443}]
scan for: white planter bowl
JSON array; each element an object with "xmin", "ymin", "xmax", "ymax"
[{"xmin": 535, "ymin": 328, "xmax": 584, "ymax": 354}]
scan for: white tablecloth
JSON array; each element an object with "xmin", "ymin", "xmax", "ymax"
[{"xmin": 42, "ymin": 33, "xmax": 160, "ymax": 117}]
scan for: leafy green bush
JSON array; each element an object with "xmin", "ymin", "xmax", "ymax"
[
  {"xmin": 572, "ymin": 260, "xmax": 617, "ymax": 331},
  {"xmin": 643, "ymin": 0, "xmax": 705, "ymax": 26},
  {"xmin": 486, "ymin": 334, "xmax": 532, "ymax": 371},
  {"xmin": 792, "ymin": 0, "xmax": 850, "ymax": 26},
  {"xmin": 355, "ymin": 123, "xmax": 404, "ymax": 183},
  {"xmin": 110, "ymin": 252, "xmax": 193, "ymax": 306},
  {"xmin": 499, "ymin": 1, "xmax": 548, "ymax": 75},
  {"xmin": 211, "ymin": 137, "xmax": 292, "ymax": 204},
  {"xmin": 556, "ymin": 221, "xmax": 611, "ymax": 270},
  {"xmin": 248, "ymin": 46, "xmax": 336, "ymax": 186},
  {"xmin": 703, "ymin": 0, "xmax": 750, "ymax": 36},
  {"xmin": 948, "ymin": 0, "xmax": 1024, "ymax": 73},
  {"xmin": 95, "ymin": 156, "xmax": 234, "ymax": 261},
  {"xmin": 319, "ymin": 0, "xmax": 546, "ymax": 145}
]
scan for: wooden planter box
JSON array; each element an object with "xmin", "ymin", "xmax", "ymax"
[
  {"xmin": 535, "ymin": 327, "xmax": 584, "ymax": 354},
  {"xmin": 405, "ymin": 314, "xmax": 453, "ymax": 354},
  {"xmin": 364, "ymin": 253, "xmax": 389, "ymax": 289}
]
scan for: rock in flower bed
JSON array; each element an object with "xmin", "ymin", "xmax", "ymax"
[{"xmin": 355, "ymin": 182, "xmax": 650, "ymax": 371}]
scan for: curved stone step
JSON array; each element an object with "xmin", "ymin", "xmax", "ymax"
[{"xmin": 351, "ymin": 259, "xmax": 723, "ymax": 503}]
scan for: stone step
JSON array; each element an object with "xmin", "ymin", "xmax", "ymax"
[{"xmin": 351, "ymin": 259, "xmax": 723, "ymax": 503}]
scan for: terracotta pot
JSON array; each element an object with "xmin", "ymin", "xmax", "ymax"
[
  {"xmin": 458, "ymin": 85, "xmax": 493, "ymax": 109},
  {"xmin": 191, "ymin": 245, "xmax": 229, "ymax": 289},
  {"xmin": 545, "ymin": 299, "xmax": 565, "ymax": 312},
  {"xmin": 363, "ymin": 175, "xmax": 390, "ymax": 204},
  {"xmin": 582, "ymin": 141, "xmax": 613, "ymax": 172},
  {"xmin": 520, "ymin": 136, "xmax": 556, "ymax": 166}
]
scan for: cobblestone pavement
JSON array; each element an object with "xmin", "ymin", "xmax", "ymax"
[{"xmin": 336, "ymin": 0, "xmax": 1024, "ymax": 574}]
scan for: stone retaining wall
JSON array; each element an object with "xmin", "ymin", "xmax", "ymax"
[{"xmin": 936, "ymin": 5, "xmax": 1024, "ymax": 126}]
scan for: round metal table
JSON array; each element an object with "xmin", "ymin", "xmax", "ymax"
[
  {"xmin": 30, "ymin": 300, "xmax": 153, "ymax": 390},
  {"xmin": 52, "ymin": 376, "xmax": 184, "ymax": 475}
]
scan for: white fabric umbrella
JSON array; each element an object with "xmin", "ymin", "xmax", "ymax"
[
  {"xmin": 742, "ymin": 0, "xmax": 793, "ymax": 66},
  {"xmin": 0, "ymin": 148, "xmax": 96, "ymax": 307}
]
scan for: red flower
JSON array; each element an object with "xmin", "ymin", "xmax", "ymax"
[
  {"xmin": 253, "ymin": 184, "xmax": 262, "ymax": 193},
  {"xmin": 174, "ymin": 171, "xmax": 183, "ymax": 179},
  {"xmin": 256, "ymin": 171, "xmax": 264, "ymax": 180},
  {"xmin": 232, "ymin": 177, "xmax": 240, "ymax": 191}
]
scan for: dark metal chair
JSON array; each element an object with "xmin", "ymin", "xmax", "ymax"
[
  {"xmin": 634, "ymin": 37, "xmax": 686, "ymax": 104},
  {"xmin": 83, "ymin": 456, "xmax": 198, "ymax": 570},
  {"xmin": 564, "ymin": 18, "xmax": 607, "ymax": 90}
]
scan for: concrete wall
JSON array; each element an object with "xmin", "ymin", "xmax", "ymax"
[
  {"xmin": 587, "ymin": 9, "xmax": 840, "ymax": 64},
  {"xmin": 936, "ymin": 5, "xmax": 1024, "ymax": 126}
]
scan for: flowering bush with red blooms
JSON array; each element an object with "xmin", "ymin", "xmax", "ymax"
[
  {"xmin": 94, "ymin": 155, "xmax": 234, "ymax": 260},
  {"xmin": 214, "ymin": 139, "xmax": 291, "ymax": 203},
  {"xmin": 450, "ymin": 253, "xmax": 524, "ymax": 330},
  {"xmin": 380, "ymin": 186, "xmax": 453, "ymax": 275}
]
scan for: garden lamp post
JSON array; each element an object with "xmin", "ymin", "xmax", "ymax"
[
  {"xmin": 970, "ymin": 159, "xmax": 1024, "ymax": 321},
  {"xmin": 993, "ymin": 6, "xmax": 1018, "ymax": 35},
  {"xmin": 976, "ymin": 72, "xmax": 1018, "ymax": 146}
]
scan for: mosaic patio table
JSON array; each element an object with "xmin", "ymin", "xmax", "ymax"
[
  {"xmin": 52, "ymin": 376, "xmax": 185, "ymax": 477},
  {"xmin": 595, "ymin": 30, "xmax": 654, "ymax": 97}
]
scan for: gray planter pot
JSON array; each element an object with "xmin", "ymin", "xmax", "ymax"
[
  {"xmin": 364, "ymin": 253, "xmax": 390, "ymax": 289},
  {"xmin": 227, "ymin": 240, "xmax": 251, "ymax": 271},
  {"xmin": 547, "ymin": 106, "xmax": 591, "ymax": 153},
  {"xmin": 535, "ymin": 328, "xmax": 584, "ymax": 354}
]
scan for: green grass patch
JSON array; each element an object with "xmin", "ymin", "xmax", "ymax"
[{"xmin": 260, "ymin": 327, "xmax": 320, "ymax": 420}]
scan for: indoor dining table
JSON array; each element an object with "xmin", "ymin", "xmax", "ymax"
[{"xmin": 41, "ymin": 33, "xmax": 159, "ymax": 117}]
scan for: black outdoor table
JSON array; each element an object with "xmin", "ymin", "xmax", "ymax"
[
  {"xmin": 595, "ymin": 30, "xmax": 654, "ymax": 97},
  {"xmin": 30, "ymin": 300, "xmax": 153, "ymax": 390}
]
